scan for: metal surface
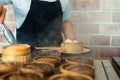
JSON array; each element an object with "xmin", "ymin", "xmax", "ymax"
[
  {"xmin": 35, "ymin": 47, "xmax": 61, "ymax": 50},
  {"xmin": 0, "ymin": 23, "xmax": 16, "ymax": 44}
]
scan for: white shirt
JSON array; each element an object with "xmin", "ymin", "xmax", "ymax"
[{"xmin": 0, "ymin": 0, "xmax": 70, "ymax": 29}]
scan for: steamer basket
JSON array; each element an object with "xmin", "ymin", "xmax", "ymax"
[
  {"xmin": 2, "ymin": 54, "xmax": 31, "ymax": 64},
  {"xmin": 2, "ymin": 44, "xmax": 31, "ymax": 64}
]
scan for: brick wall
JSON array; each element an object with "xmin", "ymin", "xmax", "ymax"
[{"xmin": 0, "ymin": 0, "xmax": 120, "ymax": 56}]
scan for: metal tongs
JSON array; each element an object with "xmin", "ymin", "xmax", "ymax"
[
  {"xmin": 0, "ymin": 23, "xmax": 16, "ymax": 44},
  {"xmin": 0, "ymin": 6, "xmax": 16, "ymax": 44}
]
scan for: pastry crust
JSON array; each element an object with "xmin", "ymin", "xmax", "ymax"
[
  {"xmin": 2, "ymin": 44, "xmax": 30, "ymax": 56},
  {"xmin": 48, "ymin": 73, "xmax": 93, "ymax": 80},
  {"xmin": 0, "ymin": 61, "xmax": 18, "ymax": 74},
  {"xmin": 60, "ymin": 63, "xmax": 95, "ymax": 77},
  {"xmin": 0, "ymin": 71, "xmax": 44, "ymax": 80},
  {"xmin": 33, "ymin": 56, "xmax": 61, "ymax": 65},
  {"xmin": 65, "ymin": 56, "xmax": 93, "ymax": 65},
  {"xmin": 20, "ymin": 62, "xmax": 54, "ymax": 75}
]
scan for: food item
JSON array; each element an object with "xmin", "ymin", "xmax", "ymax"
[
  {"xmin": 65, "ymin": 56, "xmax": 93, "ymax": 65},
  {"xmin": 2, "ymin": 44, "xmax": 31, "ymax": 63},
  {"xmin": 60, "ymin": 63, "xmax": 95, "ymax": 77},
  {"xmin": 33, "ymin": 56, "xmax": 61, "ymax": 65},
  {"xmin": 61, "ymin": 39, "xmax": 84, "ymax": 53},
  {"xmin": 0, "ymin": 71, "xmax": 44, "ymax": 80},
  {"xmin": 0, "ymin": 61, "xmax": 18, "ymax": 74},
  {"xmin": 20, "ymin": 62, "xmax": 54, "ymax": 75},
  {"xmin": 48, "ymin": 73, "xmax": 93, "ymax": 80}
]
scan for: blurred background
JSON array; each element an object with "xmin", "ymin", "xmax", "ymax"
[{"xmin": 0, "ymin": 0, "xmax": 120, "ymax": 57}]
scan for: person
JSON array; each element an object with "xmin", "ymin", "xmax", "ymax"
[
  {"xmin": 0, "ymin": 5, "xmax": 6, "ymax": 24},
  {"xmin": 0, "ymin": 0, "xmax": 76, "ymax": 51}
]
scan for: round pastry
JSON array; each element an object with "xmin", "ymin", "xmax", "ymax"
[
  {"xmin": 61, "ymin": 39, "xmax": 84, "ymax": 53},
  {"xmin": 33, "ymin": 56, "xmax": 61, "ymax": 65},
  {"xmin": 0, "ymin": 61, "xmax": 18, "ymax": 74},
  {"xmin": 20, "ymin": 62, "xmax": 54, "ymax": 75},
  {"xmin": 60, "ymin": 63, "xmax": 95, "ymax": 77},
  {"xmin": 2, "ymin": 44, "xmax": 31, "ymax": 63},
  {"xmin": 65, "ymin": 56, "xmax": 93, "ymax": 65},
  {"xmin": 48, "ymin": 73, "xmax": 93, "ymax": 80},
  {"xmin": 0, "ymin": 71, "xmax": 44, "ymax": 80}
]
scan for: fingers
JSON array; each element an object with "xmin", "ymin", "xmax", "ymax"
[
  {"xmin": 64, "ymin": 39, "xmax": 79, "ymax": 43},
  {"xmin": 0, "ymin": 5, "xmax": 6, "ymax": 24},
  {"xmin": 0, "ymin": 5, "xmax": 3, "ymax": 16}
]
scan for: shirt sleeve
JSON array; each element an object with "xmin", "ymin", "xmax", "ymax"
[
  {"xmin": 62, "ymin": 0, "xmax": 71, "ymax": 22},
  {"xmin": 0, "ymin": 0, "xmax": 12, "ymax": 5}
]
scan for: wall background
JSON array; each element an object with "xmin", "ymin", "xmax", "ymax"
[{"xmin": 0, "ymin": 0, "xmax": 120, "ymax": 56}]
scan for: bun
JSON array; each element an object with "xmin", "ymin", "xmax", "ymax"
[{"xmin": 61, "ymin": 39, "xmax": 83, "ymax": 52}]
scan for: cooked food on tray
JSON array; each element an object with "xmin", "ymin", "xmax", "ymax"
[{"xmin": 60, "ymin": 63, "xmax": 95, "ymax": 77}]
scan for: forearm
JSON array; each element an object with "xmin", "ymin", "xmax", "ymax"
[{"xmin": 62, "ymin": 21, "xmax": 75, "ymax": 40}]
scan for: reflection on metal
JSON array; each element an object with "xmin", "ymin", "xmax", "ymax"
[{"xmin": 0, "ymin": 23, "xmax": 16, "ymax": 44}]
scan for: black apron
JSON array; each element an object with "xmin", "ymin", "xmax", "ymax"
[{"xmin": 17, "ymin": 0, "xmax": 63, "ymax": 50}]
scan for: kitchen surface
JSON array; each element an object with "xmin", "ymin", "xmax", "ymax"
[
  {"xmin": 0, "ymin": 0, "xmax": 120, "ymax": 80},
  {"xmin": 0, "ymin": 47, "xmax": 120, "ymax": 80}
]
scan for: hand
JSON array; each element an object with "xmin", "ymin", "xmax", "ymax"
[
  {"xmin": 0, "ymin": 5, "xmax": 6, "ymax": 24},
  {"xmin": 0, "ymin": 5, "xmax": 2, "ymax": 15},
  {"xmin": 64, "ymin": 39, "xmax": 79, "ymax": 43}
]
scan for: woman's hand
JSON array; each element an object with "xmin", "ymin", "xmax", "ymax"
[
  {"xmin": 0, "ymin": 5, "xmax": 6, "ymax": 24},
  {"xmin": 64, "ymin": 39, "xmax": 79, "ymax": 43}
]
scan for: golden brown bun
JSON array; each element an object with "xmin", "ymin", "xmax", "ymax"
[
  {"xmin": 48, "ymin": 73, "xmax": 94, "ymax": 80},
  {"xmin": 2, "ymin": 44, "xmax": 31, "ymax": 56},
  {"xmin": 61, "ymin": 42, "xmax": 83, "ymax": 52}
]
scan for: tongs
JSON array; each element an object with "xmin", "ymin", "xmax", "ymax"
[
  {"xmin": 0, "ymin": 6, "xmax": 16, "ymax": 44},
  {"xmin": 0, "ymin": 23, "xmax": 16, "ymax": 44}
]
